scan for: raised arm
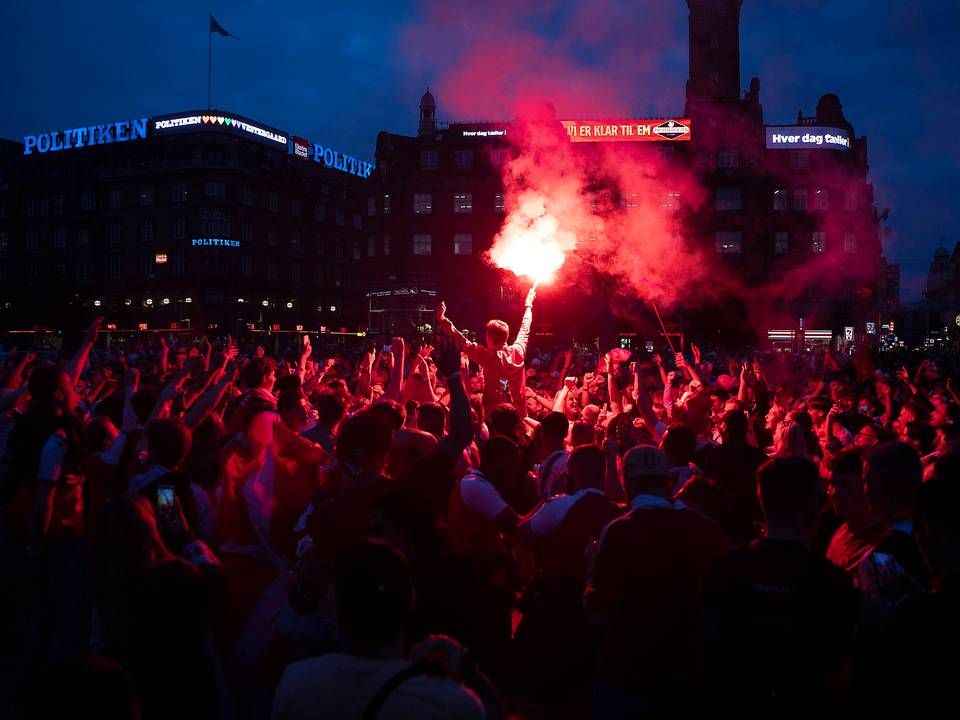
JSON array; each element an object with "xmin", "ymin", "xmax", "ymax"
[
  {"xmin": 632, "ymin": 363, "xmax": 661, "ymax": 436},
  {"xmin": 434, "ymin": 338, "xmax": 473, "ymax": 458},
  {"xmin": 65, "ymin": 316, "xmax": 103, "ymax": 386},
  {"xmin": 512, "ymin": 288, "xmax": 536, "ymax": 358},
  {"xmin": 185, "ymin": 359, "xmax": 239, "ymax": 430},
  {"xmin": 383, "ymin": 336, "xmax": 405, "ymax": 401}
]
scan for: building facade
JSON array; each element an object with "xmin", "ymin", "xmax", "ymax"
[{"xmin": 0, "ymin": 110, "xmax": 372, "ymax": 337}]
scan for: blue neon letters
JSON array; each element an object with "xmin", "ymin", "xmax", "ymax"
[
  {"xmin": 312, "ymin": 144, "xmax": 373, "ymax": 178},
  {"xmin": 23, "ymin": 118, "xmax": 147, "ymax": 155}
]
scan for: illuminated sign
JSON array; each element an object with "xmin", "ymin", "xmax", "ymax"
[
  {"xmin": 155, "ymin": 253, "xmax": 168, "ymax": 264},
  {"xmin": 866, "ymin": 322, "xmax": 877, "ymax": 335},
  {"xmin": 561, "ymin": 119, "xmax": 691, "ymax": 143},
  {"xmin": 23, "ymin": 117, "xmax": 147, "ymax": 155},
  {"xmin": 461, "ymin": 129, "xmax": 507, "ymax": 138},
  {"xmin": 152, "ymin": 111, "xmax": 288, "ymax": 148},
  {"xmin": 311, "ymin": 143, "xmax": 373, "ymax": 178},
  {"xmin": 765, "ymin": 126, "xmax": 850, "ymax": 150},
  {"xmin": 293, "ymin": 136, "xmax": 310, "ymax": 159},
  {"xmin": 192, "ymin": 238, "xmax": 240, "ymax": 247},
  {"xmin": 844, "ymin": 326, "xmax": 854, "ymax": 342}
]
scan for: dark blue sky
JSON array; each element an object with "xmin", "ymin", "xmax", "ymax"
[{"xmin": 2, "ymin": 0, "xmax": 957, "ymax": 299}]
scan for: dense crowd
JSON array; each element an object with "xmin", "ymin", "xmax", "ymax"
[{"xmin": 1, "ymin": 293, "xmax": 958, "ymax": 719}]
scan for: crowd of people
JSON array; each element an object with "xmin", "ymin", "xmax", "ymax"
[{"xmin": 1, "ymin": 293, "xmax": 958, "ymax": 719}]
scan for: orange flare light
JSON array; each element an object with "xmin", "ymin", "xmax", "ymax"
[{"xmin": 488, "ymin": 192, "xmax": 576, "ymax": 286}]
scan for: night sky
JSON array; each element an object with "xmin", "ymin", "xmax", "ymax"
[{"xmin": 2, "ymin": 0, "xmax": 957, "ymax": 300}]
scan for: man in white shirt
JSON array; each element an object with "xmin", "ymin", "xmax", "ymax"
[{"xmin": 272, "ymin": 540, "xmax": 490, "ymax": 720}]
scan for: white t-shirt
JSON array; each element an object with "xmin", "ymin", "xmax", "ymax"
[
  {"xmin": 271, "ymin": 653, "xmax": 483, "ymax": 720},
  {"xmin": 528, "ymin": 488, "xmax": 604, "ymax": 538},
  {"xmin": 459, "ymin": 469, "xmax": 508, "ymax": 521}
]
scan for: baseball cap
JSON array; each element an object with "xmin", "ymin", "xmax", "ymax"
[{"xmin": 623, "ymin": 445, "xmax": 670, "ymax": 480}]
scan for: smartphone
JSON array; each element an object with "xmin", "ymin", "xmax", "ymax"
[
  {"xmin": 383, "ymin": 344, "xmax": 392, "ymax": 353},
  {"xmin": 157, "ymin": 485, "xmax": 175, "ymax": 514}
]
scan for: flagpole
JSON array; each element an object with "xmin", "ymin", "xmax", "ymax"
[{"xmin": 207, "ymin": 16, "xmax": 212, "ymax": 109}]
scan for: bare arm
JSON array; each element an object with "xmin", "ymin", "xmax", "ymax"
[
  {"xmin": 185, "ymin": 361, "xmax": 238, "ymax": 430},
  {"xmin": 383, "ymin": 337, "xmax": 405, "ymax": 401},
  {"xmin": 512, "ymin": 288, "xmax": 536, "ymax": 358},
  {"xmin": 65, "ymin": 317, "xmax": 103, "ymax": 386}
]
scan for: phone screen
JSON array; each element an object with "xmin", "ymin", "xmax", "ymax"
[
  {"xmin": 157, "ymin": 485, "xmax": 175, "ymax": 513},
  {"xmin": 383, "ymin": 344, "xmax": 392, "ymax": 353}
]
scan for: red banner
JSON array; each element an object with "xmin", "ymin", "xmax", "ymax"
[{"xmin": 560, "ymin": 118, "xmax": 691, "ymax": 143}]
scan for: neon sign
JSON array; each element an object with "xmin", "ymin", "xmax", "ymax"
[
  {"xmin": 560, "ymin": 119, "xmax": 691, "ymax": 143},
  {"xmin": 765, "ymin": 126, "xmax": 850, "ymax": 150},
  {"xmin": 293, "ymin": 136, "xmax": 310, "ymax": 159},
  {"xmin": 192, "ymin": 238, "xmax": 240, "ymax": 247},
  {"xmin": 23, "ymin": 118, "xmax": 147, "ymax": 155},
  {"xmin": 152, "ymin": 111, "xmax": 288, "ymax": 148},
  {"xmin": 311, "ymin": 143, "xmax": 373, "ymax": 178}
]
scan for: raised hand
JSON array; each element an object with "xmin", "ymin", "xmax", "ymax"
[
  {"xmin": 418, "ymin": 343, "xmax": 434, "ymax": 359},
  {"xmin": 525, "ymin": 287, "xmax": 536, "ymax": 307},
  {"xmin": 433, "ymin": 336, "xmax": 461, "ymax": 377},
  {"xmin": 564, "ymin": 376, "xmax": 578, "ymax": 392},
  {"xmin": 675, "ymin": 352, "xmax": 686, "ymax": 369},
  {"xmin": 436, "ymin": 301, "xmax": 447, "ymax": 322},
  {"xmin": 87, "ymin": 316, "xmax": 104, "ymax": 340},
  {"xmin": 691, "ymin": 343, "xmax": 701, "ymax": 365}
]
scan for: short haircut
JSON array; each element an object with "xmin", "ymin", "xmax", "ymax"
[
  {"xmin": 570, "ymin": 420, "xmax": 597, "ymax": 447},
  {"xmin": 662, "ymin": 424, "xmax": 696, "ymax": 466},
  {"xmin": 540, "ymin": 411, "xmax": 570, "ymax": 441},
  {"xmin": 241, "ymin": 357, "xmax": 276, "ymax": 389},
  {"xmin": 485, "ymin": 319, "xmax": 509, "ymax": 347},
  {"xmin": 277, "ymin": 390, "xmax": 306, "ymax": 417},
  {"xmin": 145, "ymin": 417, "xmax": 191, "ymax": 470},
  {"xmin": 416, "ymin": 402, "xmax": 446, "ymax": 438},
  {"xmin": 312, "ymin": 390, "xmax": 346, "ymax": 425},
  {"xmin": 566, "ymin": 444, "xmax": 605, "ymax": 492},
  {"xmin": 336, "ymin": 410, "xmax": 394, "ymax": 468},
  {"xmin": 863, "ymin": 442, "xmax": 922, "ymax": 518},
  {"xmin": 275, "ymin": 373, "xmax": 302, "ymax": 394},
  {"xmin": 368, "ymin": 399, "xmax": 406, "ymax": 431},
  {"xmin": 335, "ymin": 540, "xmax": 413, "ymax": 647},
  {"xmin": 827, "ymin": 446, "xmax": 863, "ymax": 476},
  {"xmin": 489, "ymin": 403, "xmax": 524, "ymax": 442},
  {"xmin": 757, "ymin": 456, "xmax": 820, "ymax": 516}
]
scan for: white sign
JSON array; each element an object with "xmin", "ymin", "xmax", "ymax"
[{"xmin": 844, "ymin": 326, "xmax": 854, "ymax": 341}]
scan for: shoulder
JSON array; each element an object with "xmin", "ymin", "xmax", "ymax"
[{"xmin": 388, "ymin": 675, "xmax": 484, "ymax": 720}]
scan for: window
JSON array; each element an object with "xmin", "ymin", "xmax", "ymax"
[
  {"xmin": 242, "ymin": 186, "xmax": 254, "ymax": 206},
  {"xmin": 490, "ymin": 149, "xmax": 508, "ymax": 166},
  {"xmin": 77, "ymin": 229, "xmax": 89, "ymax": 246},
  {"xmin": 141, "ymin": 254, "xmax": 154, "ymax": 277},
  {"xmin": 26, "ymin": 231, "xmax": 39, "ymax": 251},
  {"xmin": 81, "ymin": 191, "xmax": 96, "ymax": 211},
  {"xmin": 453, "ymin": 193, "xmax": 473, "ymax": 213},
  {"xmin": 267, "ymin": 260, "xmax": 277, "ymax": 280},
  {"xmin": 789, "ymin": 151, "xmax": 810, "ymax": 169},
  {"xmin": 200, "ymin": 209, "xmax": 230, "ymax": 236},
  {"xmin": 812, "ymin": 231, "xmax": 826, "ymax": 254},
  {"xmin": 172, "ymin": 252, "xmax": 186, "ymax": 275},
  {"xmin": 40, "ymin": 197, "xmax": 50, "ymax": 216},
  {"xmin": 239, "ymin": 256, "xmax": 252, "ymax": 276},
  {"xmin": 291, "ymin": 230, "xmax": 302, "ymax": 251},
  {"xmin": 815, "ymin": 189, "xmax": 829, "ymax": 210},
  {"xmin": 368, "ymin": 236, "xmax": 376, "ymax": 257},
  {"xmin": 368, "ymin": 197, "xmax": 376, "ymax": 217},
  {"xmin": 413, "ymin": 234, "xmax": 432, "ymax": 255},
  {"xmin": 108, "ymin": 255, "xmax": 121, "ymax": 279},
  {"xmin": 0, "ymin": 262, "xmax": 6, "ymax": 282},
  {"xmin": 718, "ymin": 149, "xmax": 739, "ymax": 168},
  {"xmin": 335, "ymin": 239, "xmax": 344, "ymax": 259},
  {"xmin": 173, "ymin": 182, "xmax": 188, "ymax": 203},
  {"xmin": 241, "ymin": 220, "xmax": 252, "ymax": 243},
  {"xmin": 353, "ymin": 213, "xmax": 362, "ymax": 230},
  {"xmin": 455, "ymin": 150, "xmax": 473, "ymax": 169},
  {"xmin": 173, "ymin": 215, "xmax": 187, "ymax": 239},
  {"xmin": 792, "ymin": 188, "xmax": 807, "ymax": 211},
  {"xmin": 53, "ymin": 194, "xmax": 64, "ymax": 214},
  {"xmin": 140, "ymin": 219, "xmax": 154, "ymax": 242},
  {"xmin": 204, "ymin": 181, "xmax": 225, "ymax": 197},
  {"xmin": 53, "ymin": 228, "xmax": 66, "ymax": 248},
  {"xmin": 715, "ymin": 188, "xmax": 742, "ymax": 211},
  {"xmin": 268, "ymin": 192, "xmax": 279, "ymax": 212},
  {"xmin": 26, "ymin": 199, "xmax": 36, "ymax": 216},
  {"xmin": 845, "ymin": 191, "xmax": 858, "ymax": 211},
  {"xmin": 715, "ymin": 231, "xmax": 742, "ymax": 254},
  {"xmin": 203, "ymin": 147, "xmax": 225, "ymax": 166},
  {"xmin": 383, "ymin": 194, "xmax": 392, "ymax": 215},
  {"xmin": 313, "ymin": 267, "xmax": 324, "ymax": 285},
  {"xmin": 108, "ymin": 190, "xmax": 121, "ymax": 209},
  {"xmin": 623, "ymin": 193, "xmax": 640, "ymax": 209},
  {"xmin": 321, "ymin": 184, "xmax": 330, "ymax": 196},
  {"xmin": 454, "ymin": 233, "xmax": 473, "ymax": 255},
  {"xmin": 413, "ymin": 193, "xmax": 432, "ymax": 214},
  {"xmin": 140, "ymin": 188, "xmax": 154, "ymax": 206},
  {"xmin": 843, "ymin": 231, "xmax": 856, "ymax": 253},
  {"xmin": 314, "ymin": 203, "xmax": 326, "ymax": 221},
  {"xmin": 662, "ymin": 191, "xmax": 681, "ymax": 211},
  {"xmin": 314, "ymin": 237, "xmax": 324, "ymax": 255},
  {"xmin": 0, "ymin": 201, "xmax": 6, "ymax": 218},
  {"xmin": 420, "ymin": 150, "xmax": 439, "ymax": 168},
  {"xmin": 494, "ymin": 193, "xmax": 505, "ymax": 213},
  {"xmin": 54, "ymin": 261, "xmax": 68, "ymax": 277},
  {"xmin": 775, "ymin": 231, "xmax": 789, "ymax": 255},
  {"xmin": 291, "ymin": 265, "xmax": 301, "ymax": 283},
  {"xmin": 108, "ymin": 222, "xmax": 121, "ymax": 245},
  {"xmin": 0, "ymin": 231, "xmax": 6, "ymax": 253},
  {"xmin": 352, "ymin": 241, "xmax": 361, "ymax": 260},
  {"xmin": 383, "ymin": 235, "xmax": 391, "ymax": 256},
  {"xmin": 292, "ymin": 200, "xmax": 302, "ymax": 218},
  {"xmin": 268, "ymin": 226, "xmax": 278, "ymax": 246},
  {"xmin": 335, "ymin": 208, "xmax": 345, "ymax": 226},
  {"xmin": 773, "ymin": 189, "xmax": 787, "ymax": 211}
]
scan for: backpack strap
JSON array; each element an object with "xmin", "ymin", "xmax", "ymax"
[{"xmin": 361, "ymin": 661, "xmax": 446, "ymax": 720}]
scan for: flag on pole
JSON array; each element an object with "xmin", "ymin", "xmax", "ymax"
[{"xmin": 210, "ymin": 14, "xmax": 237, "ymax": 39}]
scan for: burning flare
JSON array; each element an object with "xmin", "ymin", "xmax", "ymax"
[{"xmin": 488, "ymin": 191, "xmax": 576, "ymax": 286}]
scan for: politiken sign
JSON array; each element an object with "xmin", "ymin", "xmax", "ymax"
[
  {"xmin": 560, "ymin": 119, "xmax": 691, "ymax": 143},
  {"xmin": 765, "ymin": 126, "xmax": 850, "ymax": 151},
  {"xmin": 23, "ymin": 118, "xmax": 147, "ymax": 155},
  {"xmin": 152, "ymin": 111, "xmax": 288, "ymax": 148}
]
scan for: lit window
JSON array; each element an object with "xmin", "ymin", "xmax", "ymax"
[
  {"xmin": 715, "ymin": 188, "xmax": 742, "ymax": 211},
  {"xmin": 843, "ymin": 231, "xmax": 856, "ymax": 253},
  {"xmin": 455, "ymin": 150, "xmax": 473, "ymax": 169},
  {"xmin": 494, "ymin": 193, "xmax": 505, "ymax": 213},
  {"xmin": 383, "ymin": 194, "xmax": 392, "ymax": 215},
  {"xmin": 812, "ymin": 231, "xmax": 826, "ymax": 254},
  {"xmin": 774, "ymin": 231, "xmax": 789, "ymax": 254},
  {"xmin": 413, "ymin": 234, "xmax": 432, "ymax": 255},
  {"xmin": 420, "ymin": 150, "xmax": 439, "ymax": 168},
  {"xmin": 413, "ymin": 193, "xmax": 432, "ymax": 214},
  {"xmin": 718, "ymin": 149, "xmax": 739, "ymax": 168},
  {"xmin": 454, "ymin": 233, "xmax": 473, "ymax": 255},
  {"xmin": 792, "ymin": 188, "xmax": 807, "ymax": 211},
  {"xmin": 715, "ymin": 231, "xmax": 742, "ymax": 254},
  {"xmin": 773, "ymin": 189, "xmax": 787, "ymax": 211},
  {"xmin": 453, "ymin": 193, "xmax": 473, "ymax": 213},
  {"xmin": 815, "ymin": 189, "xmax": 829, "ymax": 210}
]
